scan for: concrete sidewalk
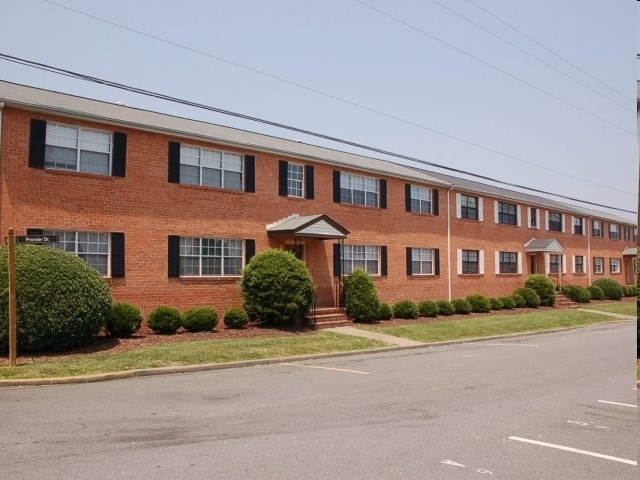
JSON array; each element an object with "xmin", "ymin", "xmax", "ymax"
[{"xmin": 326, "ymin": 326, "xmax": 425, "ymax": 347}]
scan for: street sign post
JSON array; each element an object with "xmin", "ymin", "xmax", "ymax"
[
  {"xmin": 7, "ymin": 228, "xmax": 17, "ymax": 367},
  {"xmin": 15, "ymin": 235, "xmax": 58, "ymax": 244}
]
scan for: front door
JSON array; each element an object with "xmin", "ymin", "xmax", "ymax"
[{"xmin": 530, "ymin": 254, "xmax": 538, "ymax": 274}]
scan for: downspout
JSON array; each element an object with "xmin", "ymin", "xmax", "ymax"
[
  {"xmin": 587, "ymin": 216, "xmax": 592, "ymax": 285},
  {"xmin": 447, "ymin": 186, "xmax": 452, "ymax": 301}
]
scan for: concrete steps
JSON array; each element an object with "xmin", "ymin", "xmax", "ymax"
[
  {"xmin": 308, "ymin": 307, "xmax": 352, "ymax": 329},
  {"xmin": 555, "ymin": 292, "xmax": 579, "ymax": 308}
]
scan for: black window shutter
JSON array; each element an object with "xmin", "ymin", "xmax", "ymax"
[
  {"xmin": 434, "ymin": 248, "xmax": 440, "ymax": 275},
  {"xmin": 305, "ymin": 165, "xmax": 314, "ymax": 199},
  {"xmin": 168, "ymin": 235, "xmax": 180, "ymax": 278},
  {"xmin": 405, "ymin": 184, "xmax": 412, "ymax": 212},
  {"xmin": 381, "ymin": 246, "xmax": 388, "ymax": 276},
  {"xmin": 333, "ymin": 243, "xmax": 342, "ymax": 277},
  {"xmin": 245, "ymin": 239, "xmax": 256, "ymax": 265},
  {"xmin": 112, "ymin": 132, "xmax": 127, "ymax": 177},
  {"xmin": 111, "ymin": 232, "xmax": 125, "ymax": 278},
  {"xmin": 26, "ymin": 228, "xmax": 44, "ymax": 236},
  {"xmin": 406, "ymin": 247, "xmax": 412, "ymax": 275},
  {"xmin": 244, "ymin": 155, "xmax": 255, "ymax": 192},
  {"xmin": 278, "ymin": 160, "xmax": 288, "ymax": 196},
  {"xmin": 433, "ymin": 190, "xmax": 439, "ymax": 216},
  {"xmin": 333, "ymin": 171, "xmax": 341, "ymax": 203},
  {"xmin": 379, "ymin": 179, "xmax": 387, "ymax": 209},
  {"xmin": 29, "ymin": 119, "xmax": 47, "ymax": 169},
  {"xmin": 168, "ymin": 142, "xmax": 181, "ymax": 183}
]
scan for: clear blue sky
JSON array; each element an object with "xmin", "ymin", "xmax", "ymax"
[{"xmin": 1, "ymin": 0, "xmax": 637, "ymax": 220}]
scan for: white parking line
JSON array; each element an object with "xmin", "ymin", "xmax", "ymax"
[
  {"xmin": 509, "ymin": 436, "xmax": 637, "ymax": 466},
  {"xmin": 598, "ymin": 400, "xmax": 636, "ymax": 408},
  {"xmin": 281, "ymin": 363, "xmax": 370, "ymax": 375},
  {"xmin": 470, "ymin": 343, "xmax": 539, "ymax": 347}
]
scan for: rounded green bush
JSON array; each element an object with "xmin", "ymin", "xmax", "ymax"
[
  {"xmin": 107, "ymin": 302, "xmax": 142, "ymax": 337},
  {"xmin": 591, "ymin": 279, "xmax": 623, "ymax": 300},
  {"xmin": 0, "ymin": 245, "xmax": 111, "ymax": 352},
  {"xmin": 622, "ymin": 285, "xmax": 638, "ymax": 297},
  {"xmin": 524, "ymin": 274, "xmax": 556, "ymax": 306},
  {"xmin": 377, "ymin": 302, "xmax": 392, "ymax": 320},
  {"xmin": 513, "ymin": 287, "xmax": 540, "ymax": 308},
  {"xmin": 452, "ymin": 298, "xmax": 472, "ymax": 315},
  {"xmin": 182, "ymin": 307, "xmax": 218, "ymax": 332},
  {"xmin": 147, "ymin": 306, "xmax": 182, "ymax": 334},
  {"xmin": 466, "ymin": 294, "xmax": 491, "ymax": 313},
  {"xmin": 436, "ymin": 300, "xmax": 455, "ymax": 316},
  {"xmin": 223, "ymin": 308, "xmax": 249, "ymax": 329},
  {"xmin": 562, "ymin": 285, "xmax": 591, "ymax": 303},
  {"xmin": 343, "ymin": 269, "xmax": 380, "ymax": 323},
  {"xmin": 418, "ymin": 300, "xmax": 439, "ymax": 318},
  {"xmin": 511, "ymin": 293, "xmax": 526, "ymax": 308},
  {"xmin": 240, "ymin": 249, "xmax": 314, "ymax": 326},
  {"xmin": 392, "ymin": 300, "xmax": 419, "ymax": 319},
  {"xmin": 489, "ymin": 298, "xmax": 503, "ymax": 310},
  {"xmin": 587, "ymin": 285, "xmax": 605, "ymax": 300},
  {"xmin": 499, "ymin": 296, "xmax": 515, "ymax": 309}
]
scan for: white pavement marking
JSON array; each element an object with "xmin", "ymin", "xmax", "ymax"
[
  {"xmin": 280, "ymin": 363, "xmax": 370, "ymax": 375},
  {"xmin": 470, "ymin": 343, "xmax": 540, "ymax": 347},
  {"xmin": 598, "ymin": 400, "xmax": 637, "ymax": 408},
  {"xmin": 508, "ymin": 436, "xmax": 637, "ymax": 466}
]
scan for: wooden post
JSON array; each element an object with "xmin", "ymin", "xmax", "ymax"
[{"xmin": 7, "ymin": 228, "xmax": 17, "ymax": 367}]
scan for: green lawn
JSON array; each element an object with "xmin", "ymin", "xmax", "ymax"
[{"xmin": 578, "ymin": 302, "xmax": 637, "ymax": 315}]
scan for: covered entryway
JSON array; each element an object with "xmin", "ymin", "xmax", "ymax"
[
  {"xmin": 267, "ymin": 214, "xmax": 349, "ymax": 309},
  {"xmin": 622, "ymin": 247, "xmax": 637, "ymax": 285},
  {"xmin": 524, "ymin": 238, "xmax": 565, "ymax": 287}
]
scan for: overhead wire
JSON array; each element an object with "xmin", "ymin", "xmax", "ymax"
[{"xmin": 0, "ymin": 53, "xmax": 635, "ymax": 215}]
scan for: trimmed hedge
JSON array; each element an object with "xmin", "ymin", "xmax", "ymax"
[
  {"xmin": 587, "ymin": 285, "xmax": 605, "ymax": 301},
  {"xmin": 489, "ymin": 298, "xmax": 504, "ymax": 310},
  {"xmin": 107, "ymin": 302, "xmax": 142, "ymax": 337},
  {"xmin": 591, "ymin": 279, "xmax": 623, "ymax": 301},
  {"xmin": 0, "ymin": 245, "xmax": 111, "ymax": 352},
  {"xmin": 436, "ymin": 300, "xmax": 455, "ymax": 316},
  {"xmin": 147, "ymin": 306, "xmax": 182, "ymax": 334},
  {"xmin": 499, "ymin": 296, "xmax": 516, "ymax": 309},
  {"xmin": 622, "ymin": 285, "xmax": 638, "ymax": 297},
  {"xmin": 343, "ymin": 269, "xmax": 380, "ymax": 323},
  {"xmin": 377, "ymin": 302, "xmax": 393, "ymax": 320},
  {"xmin": 392, "ymin": 300, "xmax": 419, "ymax": 319},
  {"xmin": 452, "ymin": 299, "xmax": 472, "ymax": 315},
  {"xmin": 513, "ymin": 287, "xmax": 540, "ymax": 308},
  {"xmin": 466, "ymin": 294, "xmax": 491, "ymax": 313},
  {"xmin": 223, "ymin": 308, "xmax": 249, "ymax": 329},
  {"xmin": 562, "ymin": 285, "xmax": 591, "ymax": 303},
  {"xmin": 418, "ymin": 300, "xmax": 439, "ymax": 318},
  {"xmin": 524, "ymin": 275, "xmax": 556, "ymax": 306},
  {"xmin": 182, "ymin": 307, "xmax": 218, "ymax": 332},
  {"xmin": 511, "ymin": 293, "xmax": 526, "ymax": 308}
]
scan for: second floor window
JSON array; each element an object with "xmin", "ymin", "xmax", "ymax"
[
  {"xmin": 497, "ymin": 202, "xmax": 518, "ymax": 226},
  {"xmin": 609, "ymin": 224, "xmax": 619, "ymax": 240},
  {"xmin": 45, "ymin": 123, "xmax": 112, "ymax": 175},
  {"xmin": 340, "ymin": 173, "xmax": 379, "ymax": 207},
  {"xmin": 179, "ymin": 145, "xmax": 243, "ymax": 190},
  {"xmin": 460, "ymin": 195, "xmax": 480, "ymax": 220},
  {"xmin": 529, "ymin": 207, "xmax": 539, "ymax": 229},
  {"xmin": 548, "ymin": 212, "xmax": 563, "ymax": 232},
  {"xmin": 592, "ymin": 220, "xmax": 603, "ymax": 238},
  {"xmin": 572, "ymin": 217, "xmax": 583, "ymax": 235},
  {"xmin": 287, "ymin": 163, "xmax": 304, "ymax": 198},
  {"xmin": 408, "ymin": 185, "xmax": 433, "ymax": 214}
]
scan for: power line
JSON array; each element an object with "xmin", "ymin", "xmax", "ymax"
[
  {"xmin": 352, "ymin": 0, "xmax": 634, "ymax": 135},
  {"xmin": 35, "ymin": 0, "xmax": 634, "ymax": 195},
  {"xmin": 0, "ymin": 54, "xmax": 635, "ymax": 215},
  {"xmin": 428, "ymin": 0, "xmax": 631, "ymax": 111}
]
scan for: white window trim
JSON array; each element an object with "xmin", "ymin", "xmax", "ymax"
[
  {"xmin": 495, "ymin": 251, "xmax": 522, "ymax": 274},
  {"xmin": 457, "ymin": 248, "xmax": 484, "ymax": 275},
  {"xmin": 179, "ymin": 237, "xmax": 245, "ymax": 278},
  {"xmin": 45, "ymin": 122, "xmax": 113, "ymax": 175},
  {"xmin": 287, "ymin": 162, "xmax": 304, "ymax": 198},
  {"xmin": 456, "ymin": 193, "xmax": 483, "ymax": 221},
  {"xmin": 527, "ymin": 207, "xmax": 539, "ymax": 229}
]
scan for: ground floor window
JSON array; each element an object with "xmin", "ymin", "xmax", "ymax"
[
  {"xmin": 609, "ymin": 258, "xmax": 621, "ymax": 274},
  {"xmin": 498, "ymin": 251, "xmax": 518, "ymax": 273},
  {"xmin": 342, "ymin": 245, "xmax": 379, "ymax": 275},
  {"xmin": 179, "ymin": 237, "xmax": 243, "ymax": 276},
  {"xmin": 459, "ymin": 249, "xmax": 481, "ymax": 274},
  {"xmin": 408, "ymin": 247, "xmax": 436, "ymax": 275},
  {"xmin": 549, "ymin": 254, "xmax": 562, "ymax": 274},
  {"xmin": 573, "ymin": 255, "xmax": 585, "ymax": 274},
  {"xmin": 593, "ymin": 257, "xmax": 604, "ymax": 274},
  {"xmin": 45, "ymin": 230, "xmax": 109, "ymax": 275}
]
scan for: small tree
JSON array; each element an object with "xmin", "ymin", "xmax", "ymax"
[
  {"xmin": 240, "ymin": 249, "xmax": 314, "ymax": 326},
  {"xmin": 524, "ymin": 274, "xmax": 556, "ymax": 306},
  {"xmin": 343, "ymin": 269, "xmax": 380, "ymax": 323}
]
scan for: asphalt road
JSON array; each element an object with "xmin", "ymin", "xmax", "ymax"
[{"xmin": 0, "ymin": 321, "xmax": 636, "ymax": 479}]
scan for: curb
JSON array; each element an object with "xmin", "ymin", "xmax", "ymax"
[{"xmin": 0, "ymin": 317, "xmax": 634, "ymax": 387}]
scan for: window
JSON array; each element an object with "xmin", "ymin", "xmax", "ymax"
[
  {"xmin": 287, "ymin": 163, "xmax": 304, "ymax": 198},
  {"xmin": 342, "ymin": 245, "xmax": 380, "ymax": 275},
  {"xmin": 44, "ymin": 123, "xmax": 113, "ymax": 175},
  {"xmin": 609, "ymin": 223, "xmax": 619, "ymax": 240},
  {"xmin": 179, "ymin": 237, "xmax": 244, "ymax": 276},
  {"xmin": 548, "ymin": 212, "xmax": 563, "ymax": 232},
  {"xmin": 461, "ymin": 249, "xmax": 479, "ymax": 274},
  {"xmin": 593, "ymin": 257, "xmax": 604, "ymax": 274},
  {"xmin": 408, "ymin": 247, "xmax": 437, "ymax": 275},
  {"xmin": 45, "ymin": 230, "xmax": 110, "ymax": 275},
  {"xmin": 549, "ymin": 254, "xmax": 561, "ymax": 274},
  {"xmin": 179, "ymin": 145, "xmax": 243, "ymax": 190},
  {"xmin": 340, "ymin": 173, "xmax": 379, "ymax": 207},
  {"xmin": 528, "ymin": 207, "xmax": 539, "ymax": 229},
  {"xmin": 407, "ymin": 185, "xmax": 434, "ymax": 214},
  {"xmin": 498, "ymin": 252, "xmax": 519, "ymax": 274},
  {"xmin": 460, "ymin": 194, "xmax": 481, "ymax": 220},
  {"xmin": 573, "ymin": 255, "xmax": 585, "ymax": 274},
  {"xmin": 623, "ymin": 226, "xmax": 630, "ymax": 242},
  {"xmin": 572, "ymin": 217, "xmax": 584, "ymax": 235},
  {"xmin": 497, "ymin": 202, "xmax": 518, "ymax": 226},
  {"xmin": 634, "ymin": 227, "xmax": 638, "ymax": 243},
  {"xmin": 279, "ymin": 161, "xmax": 314, "ymax": 199},
  {"xmin": 609, "ymin": 258, "xmax": 621, "ymax": 274},
  {"xmin": 592, "ymin": 220, "xmax": 603, "ymax": 238}
]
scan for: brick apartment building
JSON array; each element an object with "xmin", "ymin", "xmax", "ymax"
[{"xmin": 0, "ymin": 81, "xmax": 636, "ymax": 315}]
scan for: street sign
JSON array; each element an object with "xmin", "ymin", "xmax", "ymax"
[{"xmin": 15, "ymin": 235, "xmax": 59, "ymax": 244}]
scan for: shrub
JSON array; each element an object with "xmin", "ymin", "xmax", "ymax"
[
  {"xmin": 418, "ymin": 300, "xmax": 439, "ymax": 318},
  {"xmin": 587, "ymin": 285, "xmax": 605, "ymax": 300},
  {"xmin": 0, "ymin": 245, "xmax": 111, "ymax": 352},
  {"xmin": 436, "ymin": 300, "xmax": 455, "ymax": 316},
  {"xmin": 182, "ymin": 307, "xmax": 218, "ymax": 332},
  {"xmin": 392, "ymin": 300, "xmax": 419, "ymax": 319},
  {"xmin": 240, "ymin": 249, "xmax": 314, "ymax": 326},
  {"xmin": 499, "ymin": 296, "xmax": 515, "ymax": 309},
  {"xmin": 452, "ymin": 298, "xmax": 472, "ymax": 315},
  {"xmin": 562, "ymin": 285, "xmax": 591, "ymax": 303},
  {"xmin": 511, "ymin": 293, "xmax": 526, "ymax": 308},
  {"xmin": 622, "ymin": 285, "xmax": 638, "ymax": 297},
  {"xmin": 377, "ymin": 302, "xmax": 393, "ymax": 320},
  {"xmin": 524, "ymin": 275, "xmax": 556, "ymax": 306},
  {"xmin": 343, "ymin": 269, "xmax": 380, "ymax": 323},
  {"xmin": 513, "ymin": 287, "xmax": 540, "ymax": 308},
  {"xmin": 147, "ymin": 306, "xmax": 182, "ymax": 334},
  {"xmin": 107, "ymin": 302, "xmax": 142, "ymax": 337},
  {"xmin": 223, "ymin": 308, "xmax": 249, "ymax": 329},
  {"xmin": 466, "ymin": 294, "xmax": 491, "ymax": 313},
  {"xmin": 591, "ymin": 279, "xmax": 623, "ymax": 301},
  {"xmin": 489, "ymin": 298, "xmax": 503, "ymax": 310}
]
